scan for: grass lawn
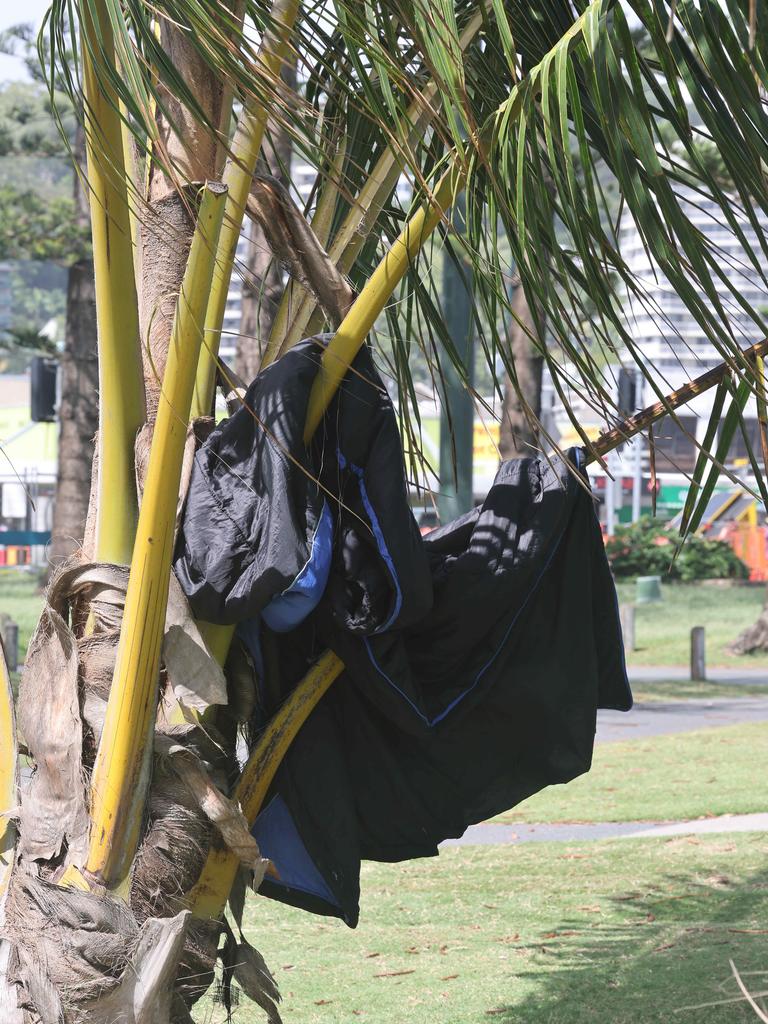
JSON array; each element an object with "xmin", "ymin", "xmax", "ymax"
[
  {"xmin": 218, "ymin": 834, "xmax": 768, "ymax": 1024},
  {"xmin": 492, "ymin": 721, "xmax": 767, "ymax": 825},
  {"xmin": 0, "ymin": 568, "xmax": 43, "ymax": 665},
  {"xmin": 615, "ymin": 581, "xmax": 768, "ymax": 670}
]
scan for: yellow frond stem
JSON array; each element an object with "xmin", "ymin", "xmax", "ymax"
[
  {"xmin": 188, "ymin": 650, "xmax": 343, "ymax": 919},
  {"xmin": 82, "ymin": 0, "xmax": 147, "ymax": 564},
  {"xmin": 190, "ymin": 0, "xmax": 300, "ymax": 420},
  {"xmin": 268, "ymin": 5, "xmax": 487, "ymax": 359},
  {"xmin": 86, "ymin": 183, "xmax": 228, "ymax": 890},
  {"xmin": 261, "ymin": 133, "xmax": 349, "ymax": 366},
  {"xmin": 303, "ymin": 166, "xmax": 464, "ymax": 442}
]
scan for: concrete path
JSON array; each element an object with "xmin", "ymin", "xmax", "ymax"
[
  {"xmin": 629, "ymin": 666, "xmax": 767, "ymax": 685},
  {"xmin": 441, "ymin": 812, "xmax": 768, "ymax": 848},
  {"xmin": 597, "ymin": 696, "xmax": 768, "ymax": 742}
]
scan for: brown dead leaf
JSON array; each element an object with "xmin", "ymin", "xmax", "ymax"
[
  {"xmin": 579, "ymin": 905, "xmax": 602, "ymax": 913},
  {"xmin": 365, "ymin": 952, "xmax": 381, "ymax": 958},
  {"xmin": 652, "ymin": 943, "xmax": 676, "ymax": 953},
  {"xmin": 441, "ymin": 975, "xmax": 459, "ymax": 981},
  {"xmin": 374, "ymin": 970, "xmax": 416, "ymax": 978},
  {"xmin": 314, "ymin": 999, "xmax": 333, "ymax": 1005}
]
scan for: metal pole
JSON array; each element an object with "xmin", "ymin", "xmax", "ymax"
[
  {"xmin": 438, "ymin": 195, "xmax": 474, "ymax": 522},
  {"xmin": 605, "ymin": 449, "xmax": 616, "ymax": 537},
  {"xmin": 631, "ymin": 367, "xmax": 643, "ymax": 523}
]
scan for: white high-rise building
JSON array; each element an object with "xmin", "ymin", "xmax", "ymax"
[{"xmin": 619, "ymin": 185, "xmax": 768, "ymax": 475}]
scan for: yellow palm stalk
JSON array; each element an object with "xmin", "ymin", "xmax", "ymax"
[
  {"xmin": 86, "ymin": 182, "xmax": 228, "ymax": 890},
  {"xmin": 190, "ymin": 0, "xmax": 300, "ymax": 421},
  {"xmin": 264, "ymin": 4, "xmax": 487, "ymax": 362},
  {"xmin": 81, "ymin": 0, "xmax": 146, "ymax": 564}
]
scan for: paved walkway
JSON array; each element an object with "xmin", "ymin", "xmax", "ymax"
[
  {"xmin": 629, "ymin": 666, "xmax": 767, "ymax": 685},
  {"xmin": 597, "ymin": 696, "xmax": 768, "ymax": 742},
  {"xmin": 441, "ymin": 812, "xmax": 768, "ymax": 847}
]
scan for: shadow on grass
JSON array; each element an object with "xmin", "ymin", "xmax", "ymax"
[{"xmin": 484, "ymin": 858, "xmax": 768, "ymax": 1024}]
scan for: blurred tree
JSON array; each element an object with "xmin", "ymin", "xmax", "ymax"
[{"xmin": 0, "ymin": 28, "xmax": 96, "ymax": 565}]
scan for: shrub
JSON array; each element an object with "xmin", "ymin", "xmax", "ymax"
[{"xmin": 605, "ymin": 520, "xmax": 749, "ymax": 581}]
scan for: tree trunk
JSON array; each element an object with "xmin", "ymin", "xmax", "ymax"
[
  {"xmin": 49, "ymin": 124, "xmax": 99, "ymax": 566},
  {"xmin": 499, "ymin": 283, "xmax": 544, "ymax": 459},
  {"xmin": 139, "ymin": 16, "xmax": 232, "ymax": 420},
  {"xmin": 236, "ymin": 62, "xmax": 296, "ymax": 381},
  {"xmin": 729, "ymin": 584, "xmax": 768, "ymax": 654},
  {"xmin": 49, "ymin": 259, "xmax": 99, "ymax": 564}
]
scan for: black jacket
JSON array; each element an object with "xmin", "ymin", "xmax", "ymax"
[{"xmin": 175, "ymin": 338, "xmax": 632, "ymax": 927}]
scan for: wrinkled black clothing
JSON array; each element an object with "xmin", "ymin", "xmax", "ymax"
[
  {"xmin": 174, "ymin": 341, "xmax": 631, "ymax": 928},
  {"xmin": 175, "ymin": 338, "xmax": 431, "ymax": 633}
]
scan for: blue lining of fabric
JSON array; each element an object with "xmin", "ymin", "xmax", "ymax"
[
  {"xmin": 338, "ymin": 449, "xmax": 403, "ymax": 632},
  {"xmin": 363, "ymin": 518, "xmax": 569, "ymax": 728},
  {"xmin": 262, "ymin": 500, "xmax": 333, "ymax": 633},
  {"xmin": 252, "ymin": 794, "xmax": 339, "ymax": 906}
]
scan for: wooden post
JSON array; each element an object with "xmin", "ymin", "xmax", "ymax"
[
  {"xmin": 0, "ymin": 616, "xmax": 18, "ymax": 674},
  {"xmin": 690, "ymin": 626, "xmax": 706, "ymax": 681},
  {"xmin": 619, "ymin": 604, "xmax": 636, "ymax": 652}
]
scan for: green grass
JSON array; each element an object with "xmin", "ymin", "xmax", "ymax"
[
  {"xmin": 0, "ymin": 568, "xmax": 43, "ymax": 665},
  {"xmin": 633, "ymin": 679, "xmax": 768, "ymax": 701},
  {"xmin": 615, "ymin": 581, "xmax": 768, "ymax": 669},
  {"xmin": 492, "ymin": 721, "xmax": 768, "ymax": 825},
  {"xmin": 216, "ymin": 834, "xmax": 768, "ymax": 1024}
]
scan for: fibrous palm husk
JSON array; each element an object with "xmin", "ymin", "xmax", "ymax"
[{"xmin": 2, "ymin": 556, "xmax": 277, "ymax": 1023}]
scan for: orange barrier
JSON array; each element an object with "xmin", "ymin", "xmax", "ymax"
[{"xmin": 717, "ymin": 523, "xmax": 768, "ymax": 582}]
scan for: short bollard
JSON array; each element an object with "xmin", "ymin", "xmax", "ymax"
[
  {"xmin": 690, "ymin": 626, "xmax": 706, "ymax": 682},
  {"xmin": 620, "ymin": 604, "xmax": 636, "ymax": 652},
  {"xmin": 0, "ymin": 615, "xmax": 18, "ymax": 674}
]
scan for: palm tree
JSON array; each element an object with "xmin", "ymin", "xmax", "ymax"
[{"xmin": 2, "ymin": 0, "xmax": 768, "ymax": 1019}]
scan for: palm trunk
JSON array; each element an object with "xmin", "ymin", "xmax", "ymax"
[
  {"xmin": 49, "ymin": 258, "xmax": 98, "ymax": 564},
  {"xmin": 236, "ymin": 62, "xmax": 296, "ymax": 382},
  {"xmin": 499, "ymin": 283, "xmax": 544, "ymax": 459},
  {"xmin": 50, "ymin": 125, "xmax": 99, "ymax": 566}
]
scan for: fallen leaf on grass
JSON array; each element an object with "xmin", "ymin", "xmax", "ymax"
[
  {"xmin": 496, "ymin": 934, "xmax": 520, "ymax": 944},
  {"xmin": 728, "ymin": 928, "xmax": 768, "ymax": 934},
  {"xmin": 485, "ymin": 1010, "xmax": 507, "ymax": 1016},
  {"xmin": 652, "ymin": 943, "xmax": 676, "ymax": 953},
  {"xmin": 579, "ymin": 905, "xmax": 602, "ymax": 913},
  {"xmin": 365, "ymin": 952, "xmax": 381, "ymax": 958},
  {"xmin": 314, "ymin": 999, "xmax": 333, "ymax": 1005},
  {"xmin": 374, "ymin": 970, "xmax": 416, "ymax": 978},
  {"xmin": 483, "ymin": 904, "xmax": 498, "ymax": 910},
  {"xmin": 542, "ymin": 930, "xmax": 580, "ymax": 939},
  {"xmin": 441, "ymin": 975, "xmax": 459, "ymax": 981}
]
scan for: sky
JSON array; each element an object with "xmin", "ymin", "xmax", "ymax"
[{"xmin": 0, "ymin": 0, "xmax": 53, "ymax": 83}]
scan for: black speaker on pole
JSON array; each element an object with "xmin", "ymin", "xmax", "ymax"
[{"xmin": 30, "ymin": 356, "xmax": 58, "ymax": 422}]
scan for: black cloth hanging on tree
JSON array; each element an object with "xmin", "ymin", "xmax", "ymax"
[{"xmin": 174, "ymin": 336, "xmax": 632, "ymax": 927}]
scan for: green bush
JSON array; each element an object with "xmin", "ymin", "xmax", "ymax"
[{"xmin": 605, "ymin": 519, "xmax": 749, "ymax": 582}]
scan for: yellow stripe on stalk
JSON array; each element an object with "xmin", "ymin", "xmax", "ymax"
[
  {"xmin": 81, "ymin": 0, "xmax": 146, "ymax": 564},
  {"xmin": 188, "ymin": 651, "xmax": 343, "ymax": 919},
  {"xmin": 188, "ymin": 164, "xmax": 464, "ymax": 921},
  {"xmin": 303, "ymin": 166, "xmax": 464, "ymax": 442},
  {"xmin": 265, "ymin": 4, "xmax": 487, "ymax": 362},
  {"xmin": 190, "ymin": 0, "xmax": 300, "ymax": 420},
  {"xmin": 86, "ymin": 182, "xmax": 228, "ymax": 890}
]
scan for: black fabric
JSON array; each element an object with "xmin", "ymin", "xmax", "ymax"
[
  {"xmin": 174, "ymin": 340, "xmax": 632, "ymax": 929},
  {"xmin": 175, "ymin": 338, "xmax": 432, "ymax": 631}
]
